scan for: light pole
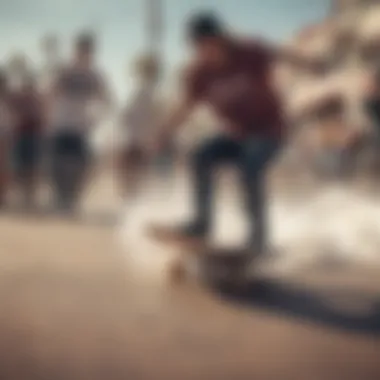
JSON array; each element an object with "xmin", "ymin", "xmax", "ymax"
[
  {"xmin": 41, "ymin": 33, "xmax": 60, "ymax": 68},
  {"xmin": 145, "ymin": 0, "xmax": 164, "ymax": 64},
  {"xmin": 40, "ymin": 33, "xmax": 60, "ymax": 90}
]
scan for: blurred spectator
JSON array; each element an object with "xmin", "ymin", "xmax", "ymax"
[
  {"xmin": 0, "ymin": 69, "xmax": 12, "ymax": 206},
  {"xmin": 47, "ymin": 31, "xmax": 111, "ymax": 213},
  {"xmin": 6, "ymin": 53, "xmax": 30, "ymax": 90},
  {"xmin": 360, "ymin": 65, "xmax": 380, "ymax": 176},
  {"xmin": 363, "ymin": 66, "xmax": 380, "ymax": 141},
  {"xmin": 117, "ymin": 53, "xmax": 162, "ymax": 199},
  {"xmin": 10, "ymin": 75, "xmax": 45, "ymax": 208}
]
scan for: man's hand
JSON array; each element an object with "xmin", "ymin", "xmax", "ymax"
[
  {"xmin": 150, "ymin": 97, "xmax": 196, "ymax": 156},
  {"xmin": 276, "ymin": 46, "xmax": 328, "ymax": 74}
]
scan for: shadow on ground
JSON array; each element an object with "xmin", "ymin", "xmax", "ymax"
[{"xmin": 216, "ymin": 279, "xmax": 380, "ymax": 335}]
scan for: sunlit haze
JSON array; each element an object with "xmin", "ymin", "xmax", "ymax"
[{"xmin": 0, "ymin": 0, "xmax": 329, "ymax": 98}]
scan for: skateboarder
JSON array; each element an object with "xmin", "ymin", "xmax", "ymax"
[{"xmin": 152, "ymin": 12, "xmax": 325, "ymax": 259}]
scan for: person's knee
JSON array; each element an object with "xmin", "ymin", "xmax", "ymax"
[
  {"xmin": 192, "ymin": 143, "xmax": 215, "ymax": 172},
  {"xmin": 242, "ymin": 159, "xmax": 263, "ymax": 185},
  {"xmin": 243, "ymin": 146, "xmax": 278, "ymax": 181}
]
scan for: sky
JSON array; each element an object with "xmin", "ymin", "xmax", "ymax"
[{"xmin": 0, "ymin": 0, "xmax": 330, "ymax": 98}]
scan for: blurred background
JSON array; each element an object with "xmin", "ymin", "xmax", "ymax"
[{"xmin": 0, "ymin": 1, "xmax": 380, "ymax": 379}]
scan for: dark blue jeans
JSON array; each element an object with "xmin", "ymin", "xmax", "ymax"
[
  {"xmin": 13, "ymin": 131, "xmax": 42, "ymax": 174},
  {"xmin": 50, "ymin": 131, "xmax": 90, "ymax": 208},
  {"xmin": 192, "ymin": 134, "xmax": 281, "ymax": 252}
]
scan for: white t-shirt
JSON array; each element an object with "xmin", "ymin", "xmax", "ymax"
[
  {"xmin": 49, "ymin": 64, "xmax": 107, "ymax": 134},
  {"xmin": 119, "ymin": 84, "xmax": 161, "ymax": 146}
]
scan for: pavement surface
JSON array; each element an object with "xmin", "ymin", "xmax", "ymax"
[{"xmin": 0, "ymin": 175, "xmax": 379, "ymax": 380}]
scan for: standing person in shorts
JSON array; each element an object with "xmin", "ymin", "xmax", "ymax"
[
  {"xmin": 117, "ymin": 54, "xmax": 161, "ymax": 200},
  {"xmin": 0, "ymin": 69, "xmax": 12, "ymax": 206},
  {"xmin": 152, "ymin": 12, "xmax": 325, "ymax": 259},
  {"xmin": 48, "ymin": 31, "xmax": 111, "ymax": 212},
  {"xmin": 10, "ymin": 75, "xmax": 45, "ymax": 208}
]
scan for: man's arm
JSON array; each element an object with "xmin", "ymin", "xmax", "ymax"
[
  {"xmin": 264, "ymin": 41, "xmax": 327, "ymax": 73},
  {"xmin": 155, "ymin": 95, "xmax": 196, "ymax": 148},
  {"xmin": 96, "ymin": 72, "xmax": 113, "ymax": 116},
  {"xmin": 154, "ymin": 64, "xmax": 202, "ymax": 148},
  {"xmin": 43, "ymin": 69, "xmax": 63, "ymax": 129}
]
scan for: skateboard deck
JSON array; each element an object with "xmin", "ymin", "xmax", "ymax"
[
  {"xmin": 147, "ymin": 223, "xmax": 251, "ymax": 288},
  {"xmin": 147, "ymin": 223, "xmax": 208, "ymax": 253}
]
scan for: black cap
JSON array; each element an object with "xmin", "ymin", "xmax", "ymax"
[
  {"xmin": 76, "ymin": 31, "xmax": 95, "ymax": 51},
  {"xmin": 187, "ymin": 11, "xmax": 225, "ymax": 42}
]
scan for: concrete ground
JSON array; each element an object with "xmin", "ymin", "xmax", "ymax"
[{"xmin": 0, "ymin": 174, "xmax": 379, "ymax": 380}]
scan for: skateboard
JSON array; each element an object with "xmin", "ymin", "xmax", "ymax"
[{"xmin": 147, "ymin": 223, "xmax": 251, "ymax": 288}]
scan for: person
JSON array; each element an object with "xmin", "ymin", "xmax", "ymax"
[
  {"xmin": 47, "ymin": 31, "xmax": 111, "ymax": 212},
  {"xmin": 364, "ymin": 67, "xmax": 380, "ymax": 141},
  {"xmin": 153, "ymin": 12, "xmax": 325, "ymax": 259},
  {"xmin": 0, "ymin": 69, "xmax": 12, "ymax": 206},
  {"xmin": 362, "ymin": 66, "xmax": 380, "ymax": 177},
  {"xmin": 10, "ymin": 75, "xmax": 45, "ymax": 208},
  {"xmin": 117, "ymin": 54, "xmax": 161, "ymax": 199}
]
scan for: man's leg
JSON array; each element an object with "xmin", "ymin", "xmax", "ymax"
[
  {"xmin": 22, "ymin": 133, "xmax": 41, "ymax": 207},
  {"xmin": 69, "ymin": 136, "xmax": 90, "ymax": 209},
  {"xmin": 13, "ymin": 134, "xmax": 31, "ymax": 205},
  {"xmin": 55, "ymin": 134, "xmax": 88, "ymax": 212},
  {"xmin": 156, "ymin": 142, "xmax": 176, "ymax": 181},
  {"xmin": 120, "ymin": 145, "xmax": 146, "ymax": 200},
  {"xmin": 186, "ymin": 135, "xmax": 239, "ymax": 236},
  {"xmin": 240, "ymin": 138, "xmax": 280, "ymax": 256},
  {"xmin": 50, "ymin": 134, "xmax": 63, "ymax": 208},
  {"xmin": 50, "ymin": 132, "xmax": 73, "ymax": 210},
  {"xmin": 0, "ymin": 138, "xmax": 8, "ymax": 206}
]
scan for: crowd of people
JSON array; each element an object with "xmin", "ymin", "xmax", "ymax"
[
  {"xmin": 0, "ymin": 31, "xmax": 168, "ymax": 214},
  {"xmin": 0, "ymin": 33, "xmax": 106, "ymax": 211}
]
